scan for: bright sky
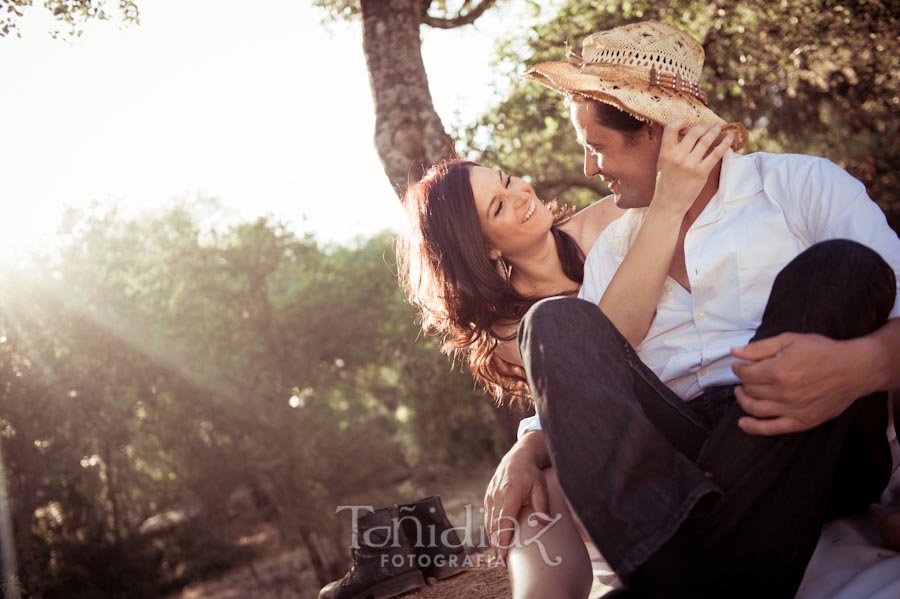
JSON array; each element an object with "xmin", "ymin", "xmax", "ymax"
[{"xmin": 1, "ymin": 0, "xmax": 538, "ymax": 253}]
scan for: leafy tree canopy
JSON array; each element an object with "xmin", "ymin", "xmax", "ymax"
[
  {"xmin": 462, "ymin": 0, "xmax": 900, "ymax": 232},
  {"xmin": 0, "ymin": 0, "xmax": 139, "ymax": 38}
]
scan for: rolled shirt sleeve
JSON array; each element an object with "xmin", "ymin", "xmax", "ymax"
[{"xmin": 517, "ymin": 413, "xmax": 543, "ymax": 440}]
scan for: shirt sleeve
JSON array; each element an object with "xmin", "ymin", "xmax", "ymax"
[
  {"xmin": 777, "ymin": 156, "xmax": 900, "ymax": 319},
  {"xmin": 516, "ymin": 414, "xmax": 543, "ymax": 440},
  {"xmin": 577, "ymin": 228, "xmax": 621, "ymax": 305}
]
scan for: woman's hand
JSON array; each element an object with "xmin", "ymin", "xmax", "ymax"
[
  {"xmin": 651, "ymin": 120, "xmax": 734, "ymax": 216},
  {"xmin": 483, "ymin": 432, "xmax": 552, "ymax": 563}
]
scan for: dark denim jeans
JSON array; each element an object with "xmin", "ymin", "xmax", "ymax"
[{"xmin": 518, "ymin": 239, "xmax": 897, "ymax": 598}]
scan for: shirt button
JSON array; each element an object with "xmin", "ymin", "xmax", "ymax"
[
  {"xmin": 695, "ymin": 311, "xmax": 707, "ymax": 321},
  {"xmin": 700, "ymin": 368, "xmax": 709, "ymax": 377}
]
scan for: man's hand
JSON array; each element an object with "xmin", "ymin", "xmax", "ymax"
[
  {"xmin": 650, "ymin": 120, "xmax": 733, "ymax": 218},
  {"xmin": 731, "ymin": 333, "xmax": 874, "ymax": 435},
  {"xmin": 483, "ymin": 432, "xmax": 551, "ymax": 563}
]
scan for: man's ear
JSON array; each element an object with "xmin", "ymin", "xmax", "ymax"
[{"xmin": 646, "ymin": 122, "xmax": 664, "ymax": 141}]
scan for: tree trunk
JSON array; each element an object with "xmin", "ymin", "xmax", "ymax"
[
  {"xmin": 0, "ymin": 440, "xmax": 23, "ymax": 599},
  {"xmin": 360, "ymin": 0, "xmax": 454, "ymax": 197},
  {"xmin": 103, "ymin": 438, "xmax": 122, "ymax": 546},
  {"xmin": 7, "ymin": 431, "xmax": 41, "ymax": 599}
]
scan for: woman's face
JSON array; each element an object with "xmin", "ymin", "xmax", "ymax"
[{"xmin": 468, "ymin": 166, "xmax": 553, "ymax": 260}]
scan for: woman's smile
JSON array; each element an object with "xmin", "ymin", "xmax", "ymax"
[{"xmin": 521, "ymin": 200, "xmax": 536, "ymax": 223}]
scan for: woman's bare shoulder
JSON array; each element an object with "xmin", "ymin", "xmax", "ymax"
[{"xmin": 560, "ymin": 195, "xmax": 625, "ymax": 254}]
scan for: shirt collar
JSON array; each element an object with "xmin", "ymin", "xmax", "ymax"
[
  {"xmin": 690, "ymin": 149, "xmax": 764, "ymax": 230},
  {"xmin": 605, "ymin": 150, "xmax": 764, "ymax": 256},
  {"xmin": 716, "ymin": 149, "xmax": 764, "ymax": 204}
]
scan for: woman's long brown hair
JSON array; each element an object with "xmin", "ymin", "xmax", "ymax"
[{"xmin": 396, "ymin": 160, "xmax": 584, "ymax": 408}]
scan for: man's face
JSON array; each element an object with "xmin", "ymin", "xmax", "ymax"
[{"xmin": 569, "ymin": 101, "xmax": 662, "ymax": 209}]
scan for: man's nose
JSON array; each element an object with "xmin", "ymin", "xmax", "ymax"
[{"xmin": 584, "ymin": 148, "xmax": 601, "ymax": 178}]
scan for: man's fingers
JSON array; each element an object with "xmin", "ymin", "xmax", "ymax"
[
  {"xmin": 678, "ymin": 123, "xmax": 711, "ymax": 152},
  {"xmin": 739, "ymin": 382, "xmax": 782, "ymax": 399},
  {"xmin": 662, "ymin": 119, "xmax": 685, "ymax": 146},
  {"xmin": 738, "ymin": 415, "xmax": 801, "ymax": 436},
  {"xmin": 701, "ymin": 132, "xmax": 733, "ymax": 166},
  {"xmin": 732, "ymin": 355, "xmax": 778, "ymax": 384},
  {"xmin": 735, "ymin": 385, "xmax": 783, "ymax": 417},
  {"xmin": 732, "ymin": 335, "xmax": 790, "ymax": 361},
  {"xmin": 690, "ymin": 124, "xmax": 722, "ymax": 155}
]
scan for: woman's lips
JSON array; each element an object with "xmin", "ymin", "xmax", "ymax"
[{"xmin": 521, "ymin": 200, "xmax": 536, "ymax": 223}]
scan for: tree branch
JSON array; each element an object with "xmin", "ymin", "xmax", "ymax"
[{"xmin": 422, "ymin": 0, "xmax": 497, "ymax": 29}]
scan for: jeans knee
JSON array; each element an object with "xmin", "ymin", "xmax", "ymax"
[
  {"xmin": 519, "ymin": 297, "xmax": 579, "ymax": 347},
  {"xmin": 782, "ymin": 239, "xmax": 895, "ymax": 300},
  {"xmin": 762, "ymin": 239, "xmax": 897, "ymax": 341},
  {"xmin": 803, "ymin": 239, "xmax": 891, "ymax": 277}
]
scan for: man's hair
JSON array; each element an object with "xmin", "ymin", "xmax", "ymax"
[{"xmin": 566, "ymin": 93, "xmax": 646, "ymax": 141}]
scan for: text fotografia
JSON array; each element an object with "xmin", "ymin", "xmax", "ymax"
[
  {"xmin": 384, "ymin": 551, "xmax": 505, "ymax": 570},
  {"xmin": 335, "ymin": 504, "xmax": 564, "ymax": 566}
]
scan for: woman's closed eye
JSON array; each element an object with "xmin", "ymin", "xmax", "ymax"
[{"xmin": 494, "ymin": 175, "xmax": 512, "ymax": 216}]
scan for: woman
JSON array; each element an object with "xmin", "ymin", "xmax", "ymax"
[{"xmin": 397, "ymin": 119, "xmax": 733, "ymax": 598}]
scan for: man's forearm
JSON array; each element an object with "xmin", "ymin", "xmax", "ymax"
[
  {"xmin": 856, "ymin": 318, "xmax": 900, "ymax": 393},
  {"xmin": 516, "ymin": 429, "xmax": 552, "ymax": 469}
]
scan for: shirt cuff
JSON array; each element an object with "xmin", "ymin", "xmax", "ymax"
[{"xmin": 517, "ymin": 414, "xmax": 543, "ymax": 440}]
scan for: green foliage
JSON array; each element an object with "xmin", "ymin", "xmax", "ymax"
[
  {"xmin": 0, "ymin": 0, "xmax": 139, "ymax": 38},
  {"xmin": 0, "ymin": 203, "xmax": 505, "ymax": 597},
  {"xmin": 462, "ymin": 0, "xmax": 900, "ymax": 230}
]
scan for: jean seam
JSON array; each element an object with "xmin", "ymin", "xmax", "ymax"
[
  {"xmin": 627, "ymin": 348, "xmax": 709, "ymax": 431},
  {"xmin": 616, "ymin": 479, "xmax": 722, "ymax": 583}
]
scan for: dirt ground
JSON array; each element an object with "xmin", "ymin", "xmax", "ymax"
[
  {"xmin": 406, "ymin": 563, "xmax": 510, "ymax": 599},
  {"xmin": 164, "ymin": 462, "xmax": 521, "ymax": 599},
  {"xmin": 162, "ymin": 460, "xmax": 616, "ymax": 599},
  {"xmin": 168, "ymin": 549, "xmax": 513, "ymax": 599}
]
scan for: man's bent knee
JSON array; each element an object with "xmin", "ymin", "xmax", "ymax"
[{"xmin": 518, "ymin": 297, "xmax": 616, "ymax": 353}]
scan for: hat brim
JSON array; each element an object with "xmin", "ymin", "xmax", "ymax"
[{"xmin": 523, "ymin": 61, "xmax": 748, "ymax": 151}]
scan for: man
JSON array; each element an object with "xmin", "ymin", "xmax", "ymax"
[{"xmin": 484, "ymin": 20, "xmax": 900, "ymax": 597}]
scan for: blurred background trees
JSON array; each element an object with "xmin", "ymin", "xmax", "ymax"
[
  {"xmin": 1, "ymin": 0, "xmax": 898, "ymax": 597},
  {"xmin": 0, "ymin": 204, "xmax": 504, "ymax": 597}
]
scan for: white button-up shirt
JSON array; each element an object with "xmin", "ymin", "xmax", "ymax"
[{"xmin": 518, "ymin": 150, "xmax": 900, "ymax": 439}]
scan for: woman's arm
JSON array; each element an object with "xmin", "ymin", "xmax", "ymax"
[
  {"xmin": 494, "ymin": 123, "xmax": 731, "ymax": 362},
  {"xmin": 598, "ymin": 122, "xmax": 733, "ymax": 346},
  {"xmin": 494, "ymin": 322, "xmax": 523, "ymax": 366}
]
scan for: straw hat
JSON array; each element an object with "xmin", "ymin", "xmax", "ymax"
[{"xmin": 523, "ymin": 21, "xmax": 748, "ymax": 151}]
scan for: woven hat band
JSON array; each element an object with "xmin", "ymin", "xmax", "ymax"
[{"xmin": 579, "ymin": 63, "xmax": 709, "ymax": 106}]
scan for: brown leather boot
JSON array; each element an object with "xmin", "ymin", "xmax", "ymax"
[
  {"xmin": 318, "ymin": 506, "xmax": 425, "ymax": 599},
  {"xmin": 397, "ymin": 495, "xmax": 468, "ymax": 581}
]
